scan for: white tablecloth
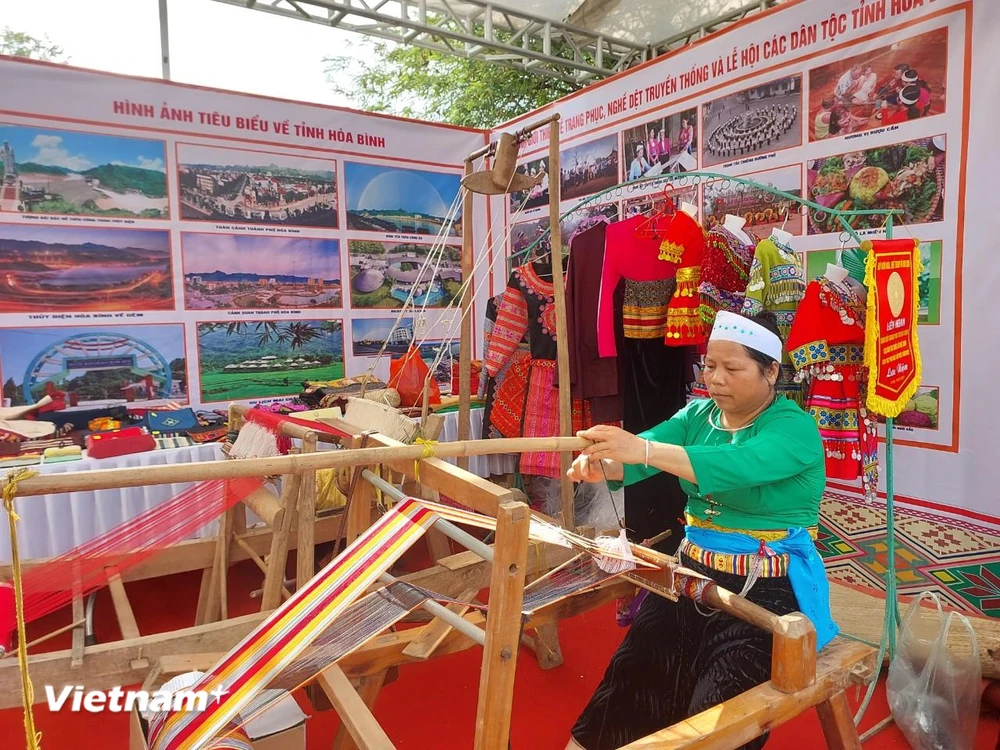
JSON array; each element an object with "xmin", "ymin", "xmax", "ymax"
[
  {"xmin": 434, "ymin": 407, "xmax": 516, "ymax": 478},
  {"xmin": 1, "ymin": 443, "xmax": 225, "ymax": 563}
]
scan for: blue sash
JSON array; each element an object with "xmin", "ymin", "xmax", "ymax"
[{"xmin": 684, "ymin": 525, "xmax": 839, "ymax": 651}]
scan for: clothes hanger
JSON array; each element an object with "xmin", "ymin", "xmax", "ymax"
[
  {"xmin": 770, "ymin": 206, "xmax": 793, "ymax": 246},
  {"xmin": 825, "ymin": 233, "xmax": 850, "ymax": 283},
  {"xmin": 634, "ymin": 188, "xmax": 676, "ymax": 240}
]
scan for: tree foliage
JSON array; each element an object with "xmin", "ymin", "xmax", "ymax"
[
  {"xmin": 326, "ymin": 39, "xmax": 579, "ymax": 129},
  {"xmin": 1, "ymin": 27, "xmax": 65, "ymax": 62}
]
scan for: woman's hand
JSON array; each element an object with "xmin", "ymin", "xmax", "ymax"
[
  {"xmin": 566, "ymin": 453, "xmax": 621, "ymax": 483},
  {"xmin": 577, "ymin": 424, "xmax": 646, "ymax": 466}
]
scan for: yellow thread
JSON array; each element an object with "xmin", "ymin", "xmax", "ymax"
[
  {"xmin": 412, "ymin": 438, "xmax": 437, "ymax": 482},
  {"xmin": 2, "ymin": 468, "xmax": 42, "ymax": 750}
]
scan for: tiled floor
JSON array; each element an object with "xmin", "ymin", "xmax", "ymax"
[{"xmin": 819, "ymin": 491, "xmax": 1000, "ymax": 618}]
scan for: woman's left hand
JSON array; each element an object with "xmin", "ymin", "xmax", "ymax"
[{"xmin": 577, "ymin": 424, "xmax": 646, "ymax": 466}]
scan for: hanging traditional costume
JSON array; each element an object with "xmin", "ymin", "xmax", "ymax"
[
  {"xmin": 689, "ymin": 224, "xmax": 756, "ymax": 398},
  {"xmin": 663, "ymin": 210, "xmax": 708, "ymax": 346},
  {"xmin": 565, "ymin": 222, "xmax": 622, "ymax": 422},
  {"xmin": 741, "ymin": 235, "xmax": 806, "ymax": 405},
  {"xmin": 597, "ymin": 214, "xmax": 679, "ymax": 357},
  {"xmin": 786, "ymin": 273, "xmax": 878, "ymax": 501},
  {"xmin": 480, "ymin": 294, "xmax": 529, "ymax": 440},
  {"xmin": 697, "ymin": 224, "xmax": 757, "ymax": 326},
  {"xmin": 484, "ymin": 262, "xmax": 595, "ymax": 479}
]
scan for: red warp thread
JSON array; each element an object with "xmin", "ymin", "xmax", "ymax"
[{"xmin": 0, "ymin": 476, "xmax": 264, "ymax": 653}]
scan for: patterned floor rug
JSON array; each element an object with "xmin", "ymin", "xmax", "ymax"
[{"xmin": 820, "ymin": 491, "xmax": 1000, "ymax": 619}]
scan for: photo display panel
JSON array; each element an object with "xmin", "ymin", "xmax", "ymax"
[
  {"xmin": 489, "ymin": 0, "xmax": 994, "ymax": 520},
  {"xmin": 0, "ymin": 57, "xmax": 486, "ymax": 409}
]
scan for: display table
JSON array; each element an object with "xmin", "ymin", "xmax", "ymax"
[
  {"xmin": 0, "ymin": 443, "xmax": 224, "ymax": 564},
  {"xmin": 432, "ymin": 406, "xmax": 516, "ymax": 478}
]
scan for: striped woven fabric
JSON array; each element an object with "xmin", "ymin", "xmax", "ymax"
[
  {"xmin": 149, "ymin": 497, "xmax": 438, "ymax": 750},
  {"xmin": 678, "ymin": 538, "xmax": 789, "ymax": 578}
]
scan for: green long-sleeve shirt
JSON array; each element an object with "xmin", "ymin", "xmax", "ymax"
[{"xmin": 616, "ymin": 396, "xmax": 826, "ymax": 530}]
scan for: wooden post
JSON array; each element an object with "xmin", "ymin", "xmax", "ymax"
[
  {"xmin": 816, "ymin": 690, "xmax": 863, "ymax": 750},
  {"xmin": 297, "ymin": 433, "xmax": 318, "ymax": 588},
  {"xmin": 474, "ymin": 501, "xmax": 530, "ymax": 750},
  {"xmin": 319, "ymin": 664, "xmax": 395, "ymax": 750},
  {"xmin": 547, "ymin": 117, "xmax": 573, "ymax": 529},
  {"xmin": 457, "ymin": 157, "xmax": 475, "ymax": 471},
  {"xmin": 260, "ymin": 472, "xmax": 302, "ymax": 610},
  {"xmin": 331, "ymin": 669, "xmax": 392, "ymax": 750},
  {"xmin": 346, "ymin": 435, "xmax": 377, "ymax": 545},
  {"xmin": 770, "ymin": 613, "xmax": 817, "ymax": 693}
]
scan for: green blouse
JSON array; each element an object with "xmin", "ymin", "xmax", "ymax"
[{"xmin": 617, "ymin": 396, "xmax": 826, "ymax": 530}]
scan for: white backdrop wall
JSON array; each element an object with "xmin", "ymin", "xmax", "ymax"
[
  {"xmin": 0, "ymin": 57, "xmax": 488, "ymax": 413},
  {"xmin": 491, "ymin": 0, "xmax": 998, "ymax": 524}
]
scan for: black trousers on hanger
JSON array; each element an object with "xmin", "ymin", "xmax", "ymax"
[{"xmin": 619, "ymin": 338, "xmax": 690, "ymax": 555}]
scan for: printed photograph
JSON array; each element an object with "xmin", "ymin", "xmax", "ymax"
[
  {"xmin": 510, "ymin": 156, "xmax": 551, "ymax": 211},
  {"xmin": 879, "ymin": 385, "xmax": 940, "ymax": 431},
  {"xmin": 510, "ymin": 216, "xmax": 551, "ymax": 260},
  {"xmin": 182, "ymin": 234, "xmax": 341, "ymax": 310},
  {"xmin": 352, "ymin": 317, "xmax": 414, "ymax": 357},
  {"xmin": 348, "ymin": 240, "xmax": 461, "ymax": 309},
  {"xmin": 177, "ymin": 143, "xmax": 337, "ymax": 227},
  {"xmin": 345, "ymin": 162, "xmax": 462, "ymax": 236},
  {"xmin": 0, "ymin": 324, "xmax": 187, "ymax": 406},
  {"xmin": 0, "ymin": 124, "xmax": 168, "ymax": 218},
  {"xmin": 805, "ymin": 239, "xmax": 941, "ymax": 324},
  {"xmin": 622, "ymin": 186, "xmax": 698, "ymax": 219},
  {"xmin": 621, "ymin": 108, "xmax": 698, "ymax": 181},
  {"xmin": 0, "ymin": 224, "xmax": 173, "ymax": 312},
  {"xmin": 808, "ymin": 27, "xmax": 948, "ymax": 141},
  {"xmin": 703, "ymin": 165, "xmax": 803, "ymax": 236},
  {"xmin": 807, "ymin": 135, "xmax": 945, "ymax": 234},
  {"xmin": 560, "ymin": 134, "xmax": 619, "ymax": 201},
  {"xmin": 561, "ymin": 202, "xmax": 620, "ymax": 245},
  {"xmin": 702, "ymin": 75, "xmax": 802, "ymax": 167},
  {"xmin": 197, "ymin": 320, "xmax": 344, "ymax": 402}
]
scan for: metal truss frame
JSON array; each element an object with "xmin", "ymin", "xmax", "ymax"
[
  {"xmin": 654, "ymin": 0, "xmax": 782, "ymax": 55},
  {"xmin": 180, "ymin": 0, "xmax": 785, "ymax": 85},
  {"xmin": 209, "ymin": 0, "xmax": 651, "ymax": 85}
]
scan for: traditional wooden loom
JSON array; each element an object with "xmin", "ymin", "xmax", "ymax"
[{"xmin": 0, "ymin": 408, "xmax": 886, "ymax": 750}]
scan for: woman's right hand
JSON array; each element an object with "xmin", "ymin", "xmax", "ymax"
[{"xmin": 567, "ymin": 454, "xmax": 622, "ymax": 483}]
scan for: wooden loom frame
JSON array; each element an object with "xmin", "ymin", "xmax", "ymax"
[
  {"xmin": 0, "ymin": 420, "xmax": 878, "ymax": 749},
  {"xmin": 458, "ymin": 114, "xmax": 577, "ymax": 529}
]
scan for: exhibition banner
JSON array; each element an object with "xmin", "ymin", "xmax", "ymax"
[
  {"xmin": 862, "ymin": 238, "xmax": 922, "ymax": 418},
  {"xmin": 491, "ymin": 0, "xmax": 1000, "ymax": 522},
  {"xmin": 0, "ymin": 57, "xmax": 487, "ymax": 411}
]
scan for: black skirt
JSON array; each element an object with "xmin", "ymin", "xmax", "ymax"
[{"xmin": 571, "ymin": 553, "xmax": 800, "ymax": 750}]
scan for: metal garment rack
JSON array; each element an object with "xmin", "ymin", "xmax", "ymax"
[{"xmin": 509, "ymin": 168, "xmax": 903, "ymax": 728}]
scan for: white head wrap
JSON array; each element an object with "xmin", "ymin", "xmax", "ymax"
[{"xmin": 709, "ymin": 311, "xmax": 783, "ymax": 362}]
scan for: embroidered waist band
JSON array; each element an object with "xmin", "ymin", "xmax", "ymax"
[
  {"xmin": 679, "ymin": 537, "xmax": 789, "ymax": 578},
  {"xmin": 684, "ymin": 513, "xmax": 818, "ymax": 541}
]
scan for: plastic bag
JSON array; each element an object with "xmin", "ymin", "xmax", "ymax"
[
  {"xmin": 388, "ymin": 345, "xmax": 440, "ymax": 408},
  {"xmin": 886, "ymin": 591, "xmax": 981, "ymax": 750}
]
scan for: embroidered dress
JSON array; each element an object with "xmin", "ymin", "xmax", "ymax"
[
  {"xmin": 480, "ymin": 294, "xmax": 529, "ymax": 440},
  {"xmin": 597, "ymin": 214, "xmax": 679, "ymax": 357},
  {"xmin": 485, "ymin": 263, "xmax": 594, "ymax": 479},
  {"xmin": 697, "ymin": 225, "xmax": 757, "ymax": 328},
  {"xmin": 663, "ymin": 211, "xmax": 708, "ymax": 346},
  {"xmin": 741, "ymin": 236, "xmax": 806, "ymax": 406},
  {"xmin": 786, "ymin": 276, "xmax": 878, "ymax": 501}
]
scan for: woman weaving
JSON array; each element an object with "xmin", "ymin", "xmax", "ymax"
[{"xmin": 565, "ymin": 310, "xmax": 838, "ymax": 750}]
